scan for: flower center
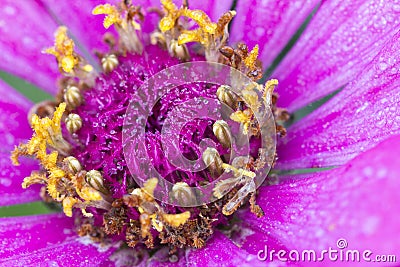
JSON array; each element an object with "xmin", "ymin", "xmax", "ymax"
[{"xmin": 11, "ymin": 0, "xmax": 289, "ymax": 259}]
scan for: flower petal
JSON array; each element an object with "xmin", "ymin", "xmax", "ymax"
[
  {"xmin": 0, "ymin": 152, "xmax": 41, "ymax": 207},
  {"xmin": 229, "ymin": 0, "xmax": 321, "ymax": 68},
  {"xmin": 146, "ymin": 247, "xmax": 186, "ymax": 266},
  {"xmin": 0, "ymin": 80, "xmax": 41, "ymax": 206},
  {"xmin": 39, "ymin": 0, "xmax": 232, "ymax": 57},
  {"xmin": 272, "ymin": 0, "xmax": 400, "ymax": 111},
  {"xmin": 185, "ymin": 231, "xmax": 261, "ymax": 267},
  {"xmin": 238, "ymin": 135, "xmax": 400, "ymax": 261},
  {"xmin": 185, "ymin": 0, "xmax": 232, "ymax": 21},
  {"xmin": 276, "ymin": 30, "xmax": 400, "ymax": 169},
  {"xmin": 0, "ymin": 1, "xmax": 59, "ymax": 94},
  {"xmin": 0, "ymin": 214, "xmax": 116, "ymax": 266},
  {"xmin": 38, "ymin": 0, "xmax": 119, "ymax": 56}
]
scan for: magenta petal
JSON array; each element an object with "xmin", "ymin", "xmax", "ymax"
[
  {"xmin": 0, "ymin": 1, "xmax": 59, "ymax": 94},
  {"xmin": 184, "ymin": 0, "xmax": 232, "ymax": 21},
  {"xmin": 0, "ymin": 152, "xmax": 41, "ymax": 206},
  {"xmin": 39, "ymin": 0, "xmax": 231, "ymax": 56},
  {"xmin": 38, "ymin": 0, "xmax": 120, "ymax": 55},
  {"xmin": 276, "ymin": 30, "xmax": 400, "ymax": 170},
  {"xmin": 0, "ymin": 81, "xmax": 41, "ymax": 206},
  {"xmin": 186, "ymin": 231, "xmax": 261, "ymax": 266},
  {"xmin": 230, "ymin": 0, "xmax": 320, "ymax": 68},
  {"xmin": 273, "ymin": 0, "xmax": 400, "ymax": 111},
  {"xmin": 146, "ymin": 247, "xmax": 186, "ymax": 267},
  {"xmin": 0, "ymin": 214, "xmax": 116, "ymax": 266},
  {"xmin": 238, "ymin": 135, "xmax": 400, "ymax": 259}
]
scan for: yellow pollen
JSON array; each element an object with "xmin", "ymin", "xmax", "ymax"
[
  {"xmin": 230, "ymin": 110, "xmax": 253, "ymax": 134},
  {"xmin": 44, "ymin": 26, "xmax": 80, "ymax": 73},
  {"xmin": 259, "ymin": 79, "xmax": 279, "ymax": 105},
  {"xmin": 244, "ymin": 45, "xmax": 259, "ymax": 69},
  {"xmin": 92, "ymin": 4, "xmax": 122, "ymax": 29},
  {"xmin": 63, "ymin": 197, "xmax": 78, "ymax": 217},
  {"xmin": 159, "ymin": 0, "xmax": 234, "ymax": 51},
  {"xmin": 161, "ymin": 211, "xmax": 191, "ymax": 228},
  {"xmin": 21, "ymin": 171, "xmax": 47, "ymax": 189},
  {"xmin": 92, "ymin": 1, "xmax": 144, "ymax": 54},
  {"xmin": 222, "ymin": 163, "xmax": 256, "ymax": 179},
  {"xmin": 11, "ymin": 103, "xmax": 102, "ymax": 217},
  {"xmin": 143, "ymin": 178, "xmax": 158, "ymax": 201},
  {"xmin": 241, "ymin": 88, "xmax": 261, "ymax": 112}
]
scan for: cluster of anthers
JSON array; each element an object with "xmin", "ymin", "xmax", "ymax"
[{"xmin": 11, "ymin": 0, "xmax": 289, "ymax": 256}]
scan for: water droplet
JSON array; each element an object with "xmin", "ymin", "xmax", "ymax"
[
  {"xmin": 378, "ymin": 62, "xmax": 388, "ymax": 71},
  {"xmin": 392, "ymin": 4, "xmax": 400, "ymax": 12}
]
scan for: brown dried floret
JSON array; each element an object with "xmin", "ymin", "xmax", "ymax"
[
  {"xmin": 126, "ymin": 220, "xmax": 141, "ymax": 248},
  {"xmin": 103, "ymin": 199, "xmax": 127, "ymax": 235},
  {"xmin": 78, "ymin": 222, "xmax": 107, "ymax": 243},
  {"xmin": 159, "ymin": 215, "xmax": 213, "ymax": 249}
]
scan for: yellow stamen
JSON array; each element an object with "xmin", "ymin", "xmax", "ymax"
[
  {"xmin": 63, "ymin": 197, "xmax": 78, "ymax": 217},
  {"xmin": 244, "ymin": 45, "xmax": 259, "ymax": 69},
  {"xmin": 143, "ymin": 177, "xmax": 158, "ymax": 201},
  {"xmin": 158, "ymin": 0, "xmax": 235, "ymax": 61},
  {"xmin": 222, "ymin": 163, "xmax": 256, "ymax": 179},
  {"xmin": 21, "ymin": 171, "xmax": 47, "ymax": 189},
  {"xmin": 162, "ymin": 211, "xmax": 191, "ymax": 228},
  {"xmin": 263, "ymin": 79, "xmax": 279, "ymax": 105},
  {"xmin": 230, "ymin": 110, "xmax": 253, "ymax": 134},
  {"xmin": 81, "ymin": 208, "xmax": 94, "ymax": 218},
  {"xmin": 11, "ymin": 103, "xmax": 101, "ymax": 217},
  {"xmin": 92, "ymin": 4, "xmax": 122, "ymax": 29},
  {"xmin": 159, "ymin": 0, "xmax": 180, "ymax": 32},
  {"xmin": 44, "ymin": 26, "xmax": 80, "ymax": 73},
  {"xmin": 92, "ymin": 2, "xmax": 143, "ymax": 53},
  {"xmin": 241, "ymin": 88, "xmax": 261, "ymax": 112}
]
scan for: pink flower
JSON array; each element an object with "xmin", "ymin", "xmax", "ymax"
[{"xmin": 1, "ymin": 0, "xmax": 399, "ymax": 266}]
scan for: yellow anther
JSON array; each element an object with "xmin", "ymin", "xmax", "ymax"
[
  {"xmin": 47, "ymin": 176, "xmax": 61, "ymax": 200},
  {"xmin": 221, "ymin": 163, "xmax": 256, "ymax": 179},
  {"xmin": 159, "ymin": 0, "xmax": 234, "ymax": 59},
  {"xmin": 254, "ymin": 79, "xmax": 279, "ymax": 105},
  {"xmin": 63, "ymin": 197, "xmax": 78, "ymax": 217},
  {"xmin": 230, "ymin": 110, "xmax": 253, "ymax": 134},
  {"xmin": 92, "ymin": 4, "xmax": 122, "ymax": 29},
  {"xmin": 78, "ymin": 186, "xmax": 103, "ymax": 202},
  {"xmin": 44, "ymin": 26, "xmax": 79, "ymax": 73},
  {"xmin": 180, "ymin": 9, "xmax": 217, "ymax": 34},
  {"xmin": 161, "ymin": 0, "xmax": 178, "ymax": 13},
  {"xmin": 241, "ymin": 88, "xmax": 261, "ymax": 112},
  {"xmin": 244, "ymin": 45, "xmax": 259, "ymax": 69},
  {"xmin": 263, "ymin": 79, "xmax": 279, "ymax": 104},
  {"xmin": 159, "ymin": 17, "xmax": 175, "ymax": 32},
  {"xmin": 30, "ymin": 102, "xmax": 66, "ymax": 149},
  {"xmin": 143, "ymin": 178, "xmax": 158, "ymax": 201},
  {"xmin": 81, "ymin": 209, "xmax": 94, "ymax": 218},
  {"xmin": 21, "ymin": 171, "xmax": 47, "ymax": 189},
  {"xmin": 265, "ymin": 79, "xmax": 279, "ymax": 90},
  {"xmin": 177, "ymin": 29, "xmax": 203, "ymax": 45},
  {"xmin": 93, "ymin": 2, "xmax": 143, "ymax": 53},
  {"xmin": 159, "ymin": 0, "xmax": 180, "ymax": 32},
  {"xmin": 162, "ymin": 211, "xmax": 191, "ymax": 228}
]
